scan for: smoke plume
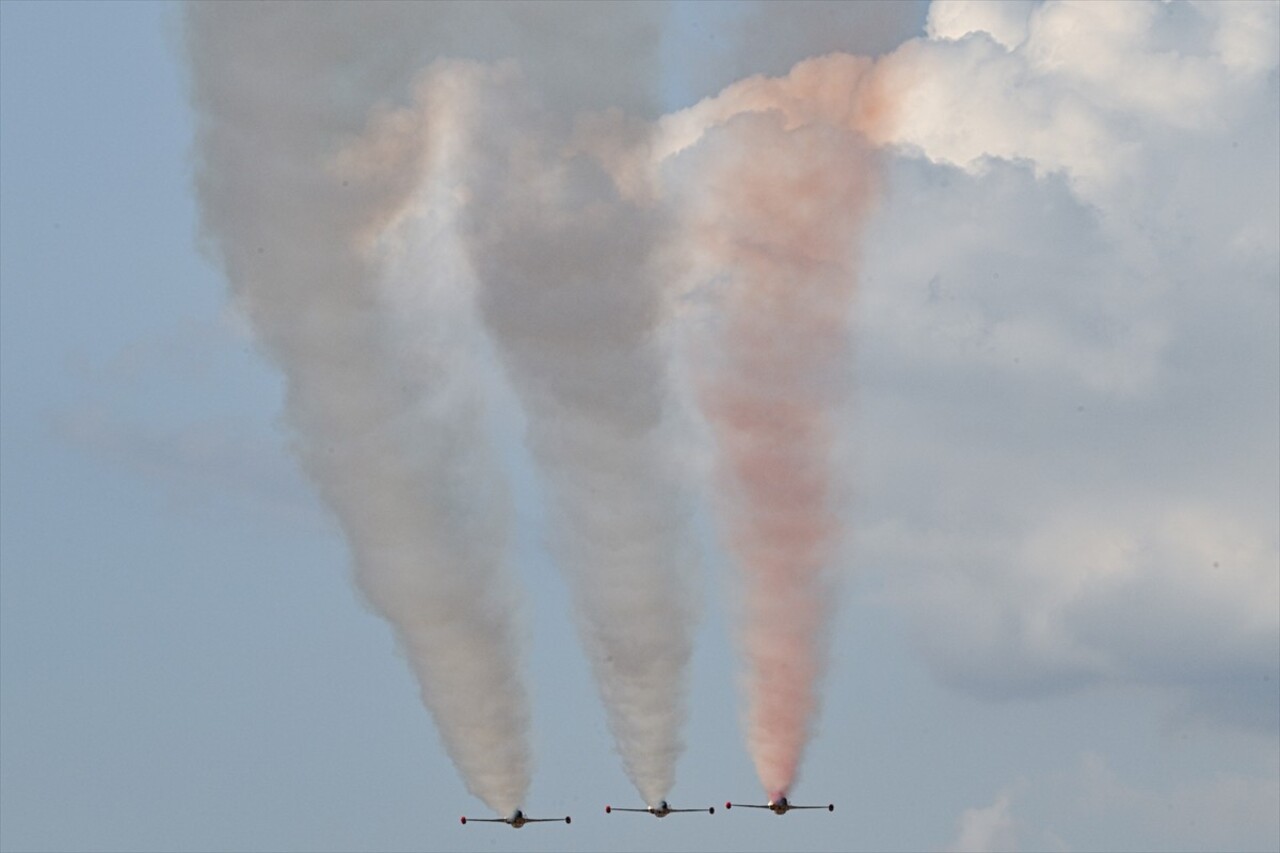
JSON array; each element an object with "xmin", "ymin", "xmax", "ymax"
[
  {"xmin": 187, "ymin": 0, "xmax": 900, "ymax": 813},
  {"xmin": 340, "ymin": 60, "xmax": 697, "ymax": 806},
  {"xmin": 185, "ymin": 0, "xmax": 691, "ymax": 812},
  {"xmin": 658, "ymin": 55, "xmax": 893, "ymax": 799},
  {"xmin": 455, "ymin": 73, "xmax": 696, "ymax": 807},
  {"xmin": 185, "ymin": 7, "xmax": 532, "ymax": 814}
]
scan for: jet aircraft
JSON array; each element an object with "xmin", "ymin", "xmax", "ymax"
[
  {"xmin": 459, "ymin": 809, "xmax": 571, "ymax": 828},
  {"xmin": 724, "ymin": 797, "xmax": 834, "ymax": 815},
  {"xmin": 605, "ymin": 800, "xmax": 715, "ymax": 817}
]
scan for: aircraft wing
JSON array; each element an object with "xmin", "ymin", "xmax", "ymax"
[{"xmin": 522, "ymin": 816, "xmax": 571, "ymax": 823}]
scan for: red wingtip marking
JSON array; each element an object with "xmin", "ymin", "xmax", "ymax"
[
  {"xmin": 605, "ymin": 805, "xmax": 611, "ymax": 813},
  {"xmin": 725, "ymin": 801, "xmax": 733, "ymax": 810},
  {"xmin": 459, "ymin": 817, "xmax": 466, "ymax": 825}
]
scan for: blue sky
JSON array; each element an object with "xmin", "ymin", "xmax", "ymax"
[{"xmin": 2, "ymin": 3, "xmax": 1277, "ymax": 852}]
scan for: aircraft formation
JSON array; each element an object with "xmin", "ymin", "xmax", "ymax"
[
  {"xmin": 190, "ymin": 7, "xmax": 873, "ymax": 838},
  {"xmin": 461, "ymin": 797, "xmax": 834, "ymax": 828}
]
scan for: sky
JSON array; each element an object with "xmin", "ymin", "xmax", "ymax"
[{"xmin": 1, "ymin": 2, "xmax": 1277, "ymax": 852}]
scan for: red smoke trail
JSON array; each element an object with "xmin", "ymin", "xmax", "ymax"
[{"xmin": 674, "ymin": 58, "xmax": 893, "ymax": 799}]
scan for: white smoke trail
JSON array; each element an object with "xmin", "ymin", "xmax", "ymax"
[
  {"xmin": 306, "ymin": 28, "xmax": 695, "ymax": 812},
  {"xmin": 335, "ymin": 58, "xmax": 700, "ymax": 809},
  {"xmin": 186, "ymin": 0, "xmax": 689, "ymax": 813},
  {"xmin": 186, "ymin": 8, "xmax": 530, "ymax": 814},
  {"xmin": 454, "ymin": 69, "xmax": 697, "ymax": 808}
]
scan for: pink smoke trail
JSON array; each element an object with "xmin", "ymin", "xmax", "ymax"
[{"xmin": 666, "ymin": 56, "xmax": 895, "ymax": 799}]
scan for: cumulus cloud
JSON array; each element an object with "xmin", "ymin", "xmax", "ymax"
[
  {"xmin": 852, "ymin": 0, "xmax": 1279, "ymax": 730},
  {"xmin": 1069, "ymin": 751, "xmax": 1280, "ymax": 851},
  {"xmin": 945, "ymin": 790, "xmax": 1018, "ymax": 853},
  {"xmin": 926, "ymin": 1, "xmax": 1035, "ymax": 50},
  {"xmin": 960, "ymin": 754, "xmax": 1279, "ymax": 852},
  {"xmin": 880, "ymin": 0, "xmax": 1279, "ymax": 197}
]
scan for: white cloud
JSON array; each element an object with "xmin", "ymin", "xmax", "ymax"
[
  {"xmin": 945, "ymin": 790, "xmax": 1019, "ymax": 853},
  {"xmin": 881, "ymin": 0, "xmax": 1278, "ymax": 205},
  {"xmin": 926, "ymin": 0, "xmax": 1035, "ymax": 50},
  {"xmin": 851, "ymin": 0, "xmax": 1279, "ymax": 730},
  {"xmin": 1071, "ymin": 751, "xmax": 1280, "ymax": 850},
  {"xmin": 967, "ymin": 754, "xmax": 1279, "ymax": 852}
]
